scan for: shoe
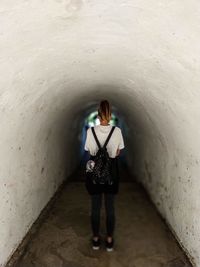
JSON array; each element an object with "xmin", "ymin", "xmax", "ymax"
[
  {"xmin": 105, "ymin": 238, "xmax": 114, "ymax": 252},
  {"xmin": 92, "ymin": 237, "xmax": 101, "ymax": 250}
]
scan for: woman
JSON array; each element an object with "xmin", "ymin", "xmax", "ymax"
[{"xmin": 84, "ymin": 100, "xmax": 125, "ymax": 252}]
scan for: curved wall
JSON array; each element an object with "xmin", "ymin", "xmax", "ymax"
[{"xmin": 0, "ymin": 1, "xmax": 200, "ymax": 266}]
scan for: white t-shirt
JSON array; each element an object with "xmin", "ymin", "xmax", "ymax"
[{"xmin": 84, "ymin": 125, "xmax": 125, "ymax": 158}]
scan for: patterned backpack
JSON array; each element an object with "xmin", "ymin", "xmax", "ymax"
[{"xmin": 86, "ymin": 126, "xmax": 115, "ymax": 185}]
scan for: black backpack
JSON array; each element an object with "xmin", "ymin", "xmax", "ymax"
[{"xmin": 86, "ymin": 126, "xmax": 116, "ymax": 185}]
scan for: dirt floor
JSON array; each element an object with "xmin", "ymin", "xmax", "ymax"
[{"xmin": 15, "ymin": 166, "xmax": 192, "ymax": 267}]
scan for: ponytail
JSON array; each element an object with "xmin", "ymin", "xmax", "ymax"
[{"xmin": 98, "ymin": 100, "xmax": 111, "ymax": 122}]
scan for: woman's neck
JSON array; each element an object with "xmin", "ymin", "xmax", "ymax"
[{"xmin": 100, "ymin": 120, "xmax": 109, "ymax": 126}]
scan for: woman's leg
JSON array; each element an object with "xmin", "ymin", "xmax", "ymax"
[
  {"xmin": 104, "ymin": 193, "xmax": 115, "ymax": 239},
  {"xmin": 91, "ymin": 193, "xmax": 102, "ymax": 239}
]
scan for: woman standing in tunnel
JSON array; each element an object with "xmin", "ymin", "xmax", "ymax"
[{"xmin": 84, "ymin": 100, "xmax": 125, "ymax": 252}]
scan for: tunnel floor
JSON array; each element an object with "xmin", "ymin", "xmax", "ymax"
[{"xmin": 15, "ymin": 165, "xmax": 191, "ymax": 267}]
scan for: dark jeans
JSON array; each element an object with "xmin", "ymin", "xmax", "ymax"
[{"xmin": 91, "ymin": 193, "xmax": 115, "ymax": 237}]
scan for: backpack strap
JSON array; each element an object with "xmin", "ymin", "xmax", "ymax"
[
  {"xmin": 91, "ymin": 127, "xmax": 101, "ymax": 149},
  {"xmin": 91, "ymin": 126, "xmax": 116, "ymax": 150},
  {"xmin": 103, "ymin": 126, "xmax": 115, "ymax": 149}
]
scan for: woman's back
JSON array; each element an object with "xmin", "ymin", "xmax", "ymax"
[{"xmin": 84, "ymin": 124, "xmax": 124, "ymax": 158}]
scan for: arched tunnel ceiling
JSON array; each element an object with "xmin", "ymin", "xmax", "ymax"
[{"xmin": 0, "ymin": 1, "xmax": 200, "ymax": 266}]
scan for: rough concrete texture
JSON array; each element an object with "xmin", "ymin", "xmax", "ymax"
[
  {"xmin": 1, "ymin": 0, "xmax": 200, "ymax": 266},
  {"xmin": 15, "ymin": 180, "xmax": 191, "ymax": 267}
]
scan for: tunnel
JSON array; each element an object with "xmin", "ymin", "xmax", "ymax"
[{"xmin": 0, "ymin": 0, "xmax": 200, "ymax": 266}]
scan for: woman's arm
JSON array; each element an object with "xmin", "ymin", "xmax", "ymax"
[
  {"xmin": 116, "ymin": 148, "xmax": 120, "ymax": 156},
  {"xmin": 116, "ymin": 129, "xmax": 125, "ymax": 156}
]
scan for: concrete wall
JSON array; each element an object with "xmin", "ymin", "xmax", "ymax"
[{"xmin": 0, "ymin": 0, "xmax": 200, "ymax": 266}]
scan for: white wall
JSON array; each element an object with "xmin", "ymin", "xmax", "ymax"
[{"xmin": 0, "ymin": 0, "xmax": 200, "ymax": 266}]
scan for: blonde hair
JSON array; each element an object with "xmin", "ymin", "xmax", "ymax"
[{"xmin": 98, "ymin": 100, "xmax": 111, "ymax": 122}]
